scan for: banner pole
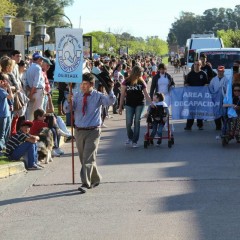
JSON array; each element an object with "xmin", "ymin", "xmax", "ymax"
[{"xmin": 70, "ymin": 83, "xmax": 75, "ymax": 184}]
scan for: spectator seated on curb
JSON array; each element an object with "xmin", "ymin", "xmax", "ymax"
[{"xmin": 5, "ymin": 120, "xmax": 43, "ymax": 170}]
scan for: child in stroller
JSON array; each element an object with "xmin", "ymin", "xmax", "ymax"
[
  {"xmin": 146, "ymin": 93, "xmax": 169, "ymax": 145},
  {"xmin": 222, "ymin": 84, "xmax": 240, "ymax": 145}
]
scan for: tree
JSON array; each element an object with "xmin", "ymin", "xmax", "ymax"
[
  {"xmin": 169, "ymin": 5, "xmax": 240, "ymax": 47},
  {"xmin": 85, "ymin": 31, "xmax": 169, "ymax": 56},
  {"xmin": 10, "ymin": 0, "xmax": 74, "ymax": 45},
  {"xmin": 169, "ymin": 12, "xmax": 200, "ymax": 46},
  {"xmin": 0, "ymin": 0, "xmax": 17, "ymax": 30},
  {"xmin": 217, "ymin": 29, "xmax": 240, "ymax": 47}
]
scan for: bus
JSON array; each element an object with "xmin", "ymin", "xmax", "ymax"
[
  {"xmin": 185, "ymin": 34, "xmax": 224, "ymax": 69},
  {"xmin": 195, "ymin": 48, "xmax": 240, "ymax": 79}
]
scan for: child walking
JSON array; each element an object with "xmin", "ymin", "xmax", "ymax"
[{"xmin": 147, "ymin": 92, "xmax": 169, "ymax": 145}]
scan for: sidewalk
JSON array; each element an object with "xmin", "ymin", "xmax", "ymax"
[
  {"xmin": 0, "ymin": 135, "xmax": 66, "ymax": 179},
  {"xmin": 0, "ymin": 161, "xmax": 26, "ymax": 179}
]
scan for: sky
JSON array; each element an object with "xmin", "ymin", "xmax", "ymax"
[{"xmin": 65, "ymin": 0, "xmax": 240, "ymax": 41}]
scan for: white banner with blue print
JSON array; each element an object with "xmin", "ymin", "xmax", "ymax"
[
  {"xmin": 171, "ymin": 86, "xmax": 223, "ymax": 120},
  {"xmin": 54, "ymin": 28, "xmax": 83, "ymax": 83}
]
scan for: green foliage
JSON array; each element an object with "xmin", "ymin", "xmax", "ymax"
[
  {"xmin": 85, "ymin": 31, "xmax": 169, "ymax": 57},
  {"xmin": 0, "ymin": 155, "xmax": 10, "ymax": 165},
  {"xmin": 169, "ymin": 5, "xmax": 240, "ymax": 46},
  {"xmin": 217, "ymin": 29, "xmax": 240, "ymax": 47},
  {"xmin": 10, "ymin": 0, "xmax": 74, "ymax": 45},
  {"xmin": 0, "ymin": 0, "xmax": 17, "ymax": 28}
]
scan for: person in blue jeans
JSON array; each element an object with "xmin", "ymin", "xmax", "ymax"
[
  {"xmin": 0, "ymin": 73, "xmax": 13, "ymax": 154},
  {"xmin": 5, "ymin": 120, "xmax": 43, "ymax": 170},
  {"xmin": 147, "ymin": 93, "xmax": 169, "ymax": 145},
  {"xmin": 119, "ymin": 65, "xmax": 152, "ymax": 148}
]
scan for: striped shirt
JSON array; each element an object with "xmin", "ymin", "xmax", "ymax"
[{"xmin": 6, "ymin": 131, "xmax": 29, "ymax": 156}]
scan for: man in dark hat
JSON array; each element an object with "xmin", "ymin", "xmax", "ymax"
[{"xmin": 5, "ymin": 120, "xmax": 43, "ymax": 170}]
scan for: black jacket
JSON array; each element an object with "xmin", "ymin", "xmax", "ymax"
[{"xmin": 150, "ymin": 72, "xmax": 175, "ymax": 99}]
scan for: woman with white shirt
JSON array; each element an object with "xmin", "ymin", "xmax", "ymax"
[
  {"xmin": 150, "ymin": 63, "xmax": 175, "ymax": 131},
  {"xmin": 150, "ymin": 63, "xmax": 174, "ymax": 106}
]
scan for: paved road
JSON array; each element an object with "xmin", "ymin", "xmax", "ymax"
[{"xmin": 1, "ymin": 65, "xmax": 240, "ymax": 240}]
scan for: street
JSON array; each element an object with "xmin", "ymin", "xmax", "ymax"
[{"xmin": 1, "ymin": 65, "xmax": 240, "ymax": 240}]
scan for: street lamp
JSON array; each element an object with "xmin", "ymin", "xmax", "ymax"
[
  {"xmin": 37, "ymin": 24, "xmax": 48, "ymax": 53},
  {"xmin": 3, "ymin": 15, "xmax": 15, "ymax": 34},
  {"xmin": 23, "ymin": 20, "xmax": 34, "ymax": 54}
]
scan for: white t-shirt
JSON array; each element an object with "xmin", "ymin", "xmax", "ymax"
[{"xmin": 157, "ymin": 74, "xmax": 168, "ymax": 94}]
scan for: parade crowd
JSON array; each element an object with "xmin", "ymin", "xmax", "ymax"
[{"xmin": 1, "ymin": 48, "xmax": 240, "ymax": 192}]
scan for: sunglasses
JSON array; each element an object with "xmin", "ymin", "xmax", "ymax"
[{"xmin": 233, "ymin": 89, "xmax": 240, "ymax": 92}]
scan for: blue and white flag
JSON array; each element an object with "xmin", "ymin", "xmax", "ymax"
[
  {"xmin": 223, "ymin": 70, "xmax": 237, "ymax": 118},
  {"xmin": 171, "ymin": 86, "xmax": 222, "ymax": 120},
  {"xmin": 54, "ymin": 28, "xmax": 83, "ymax": 83}
]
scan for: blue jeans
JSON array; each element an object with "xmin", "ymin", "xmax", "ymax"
[
  {"xmin": 0, "ymin": 116, "xmax": 11, "ymax": 151},
  {"xmin": 125, "ymin": 105, "xmax": 144, "ymax": 144},
  {"xmin": 150, "ymin": 121, "xmax": 164, "ymax": 138},
  {"xmin": 50, "ymin": 127, "xmax": 60, "ymax": 148},
  {"xmin": 10, "ymin": 142, "xmax": 38, "ymax": 168}
]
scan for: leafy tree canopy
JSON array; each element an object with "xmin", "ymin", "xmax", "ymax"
[
  {"xmin": 0, "ymin": 0, "xmax": 17, "ymax": 28},
  {"xmin": 169, "ymin": 5, "xmax": 240, "ymax": 47},
  {"xmin": 85, "ymin": 31, "xmax": 168, "ymax": 56}
]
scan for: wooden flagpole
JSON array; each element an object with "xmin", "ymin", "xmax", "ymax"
[{"xmin": 69, "ymin": 83, "xmax": 75, "ymax": 184}]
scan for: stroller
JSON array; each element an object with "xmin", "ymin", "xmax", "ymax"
[
  {"xmin": 221, "ymin": 114, "xmax": 240, "ymax": 146},
  {"xmin": 144, "ymin": 105, "xmax": 174, "ymax": 149}
]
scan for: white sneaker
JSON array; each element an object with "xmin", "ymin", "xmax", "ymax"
[
  {"xmin": 52, "ymin": 149, "xmax": 60, "ymax": 157},
  {"xmin": 125, "ymin": 139, "xmax": 132, "ymax": 145},
  {"xmin": 55, "ymin": 148, "xmax": 64, "ymax": 155},
  {"xmin": 132, "ymin": 143, "xmax": 139, "ymax": 148},
  {"xmin": 101, "ymin": 123, "xmax": 107, "ymax": 128}
]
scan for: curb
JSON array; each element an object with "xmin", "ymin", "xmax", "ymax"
[
  {"xmin": 0, "ymin": 161, "xmax": 26, "ymax": 179},
  {"xmin": 0, "ymin": 137, "xmax": 66, "ymax": 180}
]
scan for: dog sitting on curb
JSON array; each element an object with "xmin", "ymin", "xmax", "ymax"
[{"xmin": 37, "ymin": 127, "xmax": 54, "ymax": 164}]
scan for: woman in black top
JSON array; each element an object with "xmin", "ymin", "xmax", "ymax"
[{"xmin": 119, "ymin": 65, "xmax": 151, "ymax": 148}]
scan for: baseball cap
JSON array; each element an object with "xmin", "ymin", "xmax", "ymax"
[
  {"xmin": 43, "ymin": 57, "xmax": 52, "ymax": 65},
  {"xmin": 21, "ymin": 120, "xmax": 33, "ymax": 128},
  {"xmin": 32, "ymin": 52, "xmax": 44, "ymax": 60},
  {"xmin": 93, "ymin": 54, "xmax": 100, "ymax": 60},
  {"xmin": 218, "ymin": 66, "xmax": 225, "ymax": 71}
]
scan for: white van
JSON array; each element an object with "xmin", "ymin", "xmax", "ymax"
[
  {"xmin": 185, "ymin": 34, "xmax": 224, "ymax": 69},
  {"xmin": 195, "ymin": 48, "xmax": 240, "ymax": 79}
]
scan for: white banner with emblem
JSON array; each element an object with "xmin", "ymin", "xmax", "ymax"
[{"xmin": 54, "ymin": 28, "xmax": 83, "ymax": 83}]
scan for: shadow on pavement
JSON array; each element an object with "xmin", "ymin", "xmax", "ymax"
[{"xmin": 0, "ymin": 189, "xmax": 81, "ymax": 207}]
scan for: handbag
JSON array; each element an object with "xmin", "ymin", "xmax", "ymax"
[{"xmin": 13, "ymin": 92, "xmax": 24, "ymax": 111}]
